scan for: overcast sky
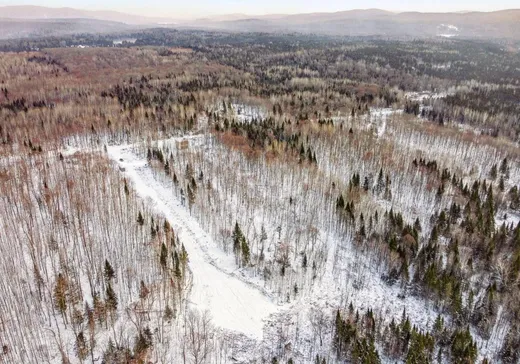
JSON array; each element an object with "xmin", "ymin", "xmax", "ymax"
[{"xmin": 1, "ymin": 0, "xmax": 518, "ymax": 18}]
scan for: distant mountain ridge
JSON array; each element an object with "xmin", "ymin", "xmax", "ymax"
[
  {"xmin": 0, "ymin": 5, "xmax": 177, "ymax": 25},
  {"xmin": 189, "ymin": 8, "xmax": 520, "ymax": 39},
  {"xmin": 0, "ymin": 18, "xmax": 143, "ymax": 40},
  {"xmin": 1, "ymin": 6, "xmax": 519, "ymax": 40}
]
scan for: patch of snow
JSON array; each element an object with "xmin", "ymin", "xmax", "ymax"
[
  {"xmin": 112, "ymin": 38, "xmax": 137, "ymax": 45},
  {"xmin": 217, "ymin": 102, "xmax": 267, "ymax": 124},
  {"xmin": 432, "ymin": 63, "xmax": 451, "ymax": 70},
  {"xmin": 440, "ymin": 24, "xmax": 459, "ymax": 32},
  {"xmin": 60, "ymin": 146, "xmax": 80, "ymax": 156},
  {"xmin": 495, "ymin": 211, "xmax": 520, "ymax": 229},
  {"xmin": 369, "ymin": 108, "xmax": 400, "ymax": 137},
  {"xmin": 107, "ymin": 145, "xmax": 279, "ymax": 339},
  {"xmin": 437, "ymin": 24, "xmax": 460, "ymax": 37},
  {"xmin": 405, "ymin": 91, "xmax": 448, "ymax": 102},
  {"xmin": 438, "ymin": 34, "xmax": 458, "ymax": 38}
]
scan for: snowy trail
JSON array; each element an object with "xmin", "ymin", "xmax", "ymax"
[{"xmin": 107, "ymin": 145, "xmax": 278, "ymax": 339}]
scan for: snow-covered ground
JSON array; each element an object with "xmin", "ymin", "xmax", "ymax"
[
  {"xmin": 232, "ymin": 103, "xmax": 267, "ymax": 124},
  {"xmin": 437, "ymin": 24, "xmax": 460, "ymax": 38},
  {"xmin": 98, "ymin": 98, "xmax": 517, "ymax": 361},
  {"xmin": 496, "ymin": 211, "xmax": 520, "ymax": 229},
  {"xmin": 405, "ymin": 91, "xmax": 450, "ymax": 102},
  {"xmin": 216, "ymin": 102, "xmax": 267, "ymax": 124},
  {"xmin": 103, "ymin": 137, "xmax": 441, "ymax": 359},
  {"xmin": 438, "ymin": 34, "xmax": 458, "ymax": 38},
  {"xmin": 104, "ymin": 136, "xmax": 449, "ymax": 361},
  {"xmin": 107, "ymin": 144, "xmax": 279, "ymax": 339},
  {"xmin": 368, "ymin": 107, "xmax": 401, "ymax": 137}
]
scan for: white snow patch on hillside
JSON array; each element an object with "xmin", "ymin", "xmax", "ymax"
[
  {"xmin": 216, "ymin": 102, "xmax": 267, "ymax": 124},
  {"xmin": 437, "ymin": 24, "xmax": 460, "ymax": 37},
  {"xmin": 495, "ymin": 211, "xmax": 520, "ymax": 229},
  {"xmin": 405, "ymin": 91, "xmax": 449, "ymax": 102},
  {"xmin": 232, "ymin": 103, "xmax": 266, "ymax": 124},
  {"xmin": 441, "ymin": 24, "xmax": 459, "ymax": 31},
  {"xmin": 107, "ymin": 145, "xmax": 279, "ymax": 339},
  {"xmin": 369, "ymin": 108, "xmax": 401, "ymax": 137}
]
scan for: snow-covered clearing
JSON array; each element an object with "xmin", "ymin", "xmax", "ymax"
[
  {"xmin": 106, "ymin": 136, "xmax": 438, "ymax": 359},
  {"xmin": 106, "ymin": 138, "xmax": 441, "ymax": 361},
  {"xmin": 405, "ymin": 91, "xmax": 450, "ymax": 102},
  {"xmin": 101, "ymin": 125, "xmax": 515, "ymax": 361},
  {"xmin": 368, "ymin": 107, "xmax": 401, "ymax": 137},
  {"xmin": 438, "ymin": 34, "xmax": 458, "ymax": 38},
  {"xmin": 217, "ymin": 102, "xmax": 267, "ymax": 124},
  {"xmin": 107, "ymin": 144, "xmax": 279, "ymax": 339},
  {"xmin": 437, "ymin": 24, "xmax": 460, "ymax": 38}
]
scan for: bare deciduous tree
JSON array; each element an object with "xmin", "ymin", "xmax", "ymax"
[{"xmin": 183, "ymin": 309, "xmax": 214, "ymax": 364}]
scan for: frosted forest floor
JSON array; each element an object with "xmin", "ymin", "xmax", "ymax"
[
  {"xmin": 103, "ymin": 132, "xmax": 508, "ymax": 362},
  {"xmin": 107, "ymin": 144, "xmax": 279, "ymax": 340}
]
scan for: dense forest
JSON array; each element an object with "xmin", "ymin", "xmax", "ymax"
[{"xmin": 0, "ymin": 29, "xmax": 519, "ymax": 363}]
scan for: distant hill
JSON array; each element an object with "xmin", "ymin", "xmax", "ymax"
[
  {"xmin": 186, "ymin": 9, "xmax": 520, "ymax": 40},
  {"xmin": 1, "ymin": 6, "xmax": 519, "ymax": 40},
  {"xmin": 0, "ymin": 18, "xmax": 140, "ymax": 40},
  {"xmin": 0, "ymin": 5, "xmax": 178, "ymax": 40},
  {"xmin": 0, "ymin": 5, "xmax": 176, "ymax": 25}
]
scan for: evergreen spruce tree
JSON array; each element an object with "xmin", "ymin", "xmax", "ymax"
[
  {"xmin": 241, "ymin": 239, "xmax": 250, "ymax": 266},
  {"xmin": 500, "ymin": 157, "xmax": 509, "ymax": 179},
  {"xmin": 54, "ymin": 273, "xmax": 68, "ymax": 318},
  {"xmin": 134, "ymin": 327, "xmax": 153, "ymax": 356},
  {"xmin": 489, "ymin": 164, "xmax": 497, "ymax": 180},
  {"xmin": 363, "ymin": 176, "xmax": 370, "ymax": 192},
  {"xmin": 160, "ymin": 243, "xmax": 168, "ymax": 269},
  {"xmin": 232, "ymin": 222, "xmax": 243, "ymax": 260},
  {"xmin": 75, "ymin": 331, "xmax": 88, "ymax": 362},
  {"xmin": 123, "ymin": 179, "xmax": 129, "ymax": 196},
  {"xmin": 164, "ymin": 220, "xmax": 171, "ymax": 233},
  {"xmin": 376, "ymin": 168, "xmax": 384, "ymax": 194},
  {"xmin": 180, "ymin": 244, "xmax": 188, "ymax": 265},
  {"xmin": 105, "ymin": 283, "xmax": 118, "ymax": 311},
  {"xmin": 173, "ymin": 252, "xmax": 182, "ymax": 279},
  {"xmin": 104, "ymin": 260, "xmax": 115, "ymax": 282},
  {"xmin": 336, "ymin": 194, "xmax": 345, "ymax": 209},
  {"xmin": 451, "ymin": 328, "xmax": 477, "ymax": 363},
  {"xmin": 164, "ymin": 304, "xmax": 174, "ymax": 322},
  {"xmin": 139, "ymin": 280, "xmax": 149, "ymax": 300},
  {"xmin": 187, "ymin": 184, "xmax": 196, "ymax": 212},
  {"xmin": 137, "ymin": 211, "xmax": 144, "ymax": 226}
]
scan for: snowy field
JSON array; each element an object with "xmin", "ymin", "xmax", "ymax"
[
  {"xmin": 103, "ymin": 132, "xmax": 508, "ymax": 362},
  {"xmin": 108, "ymin": 145, "xmax": 279, "ymax": 339}
]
